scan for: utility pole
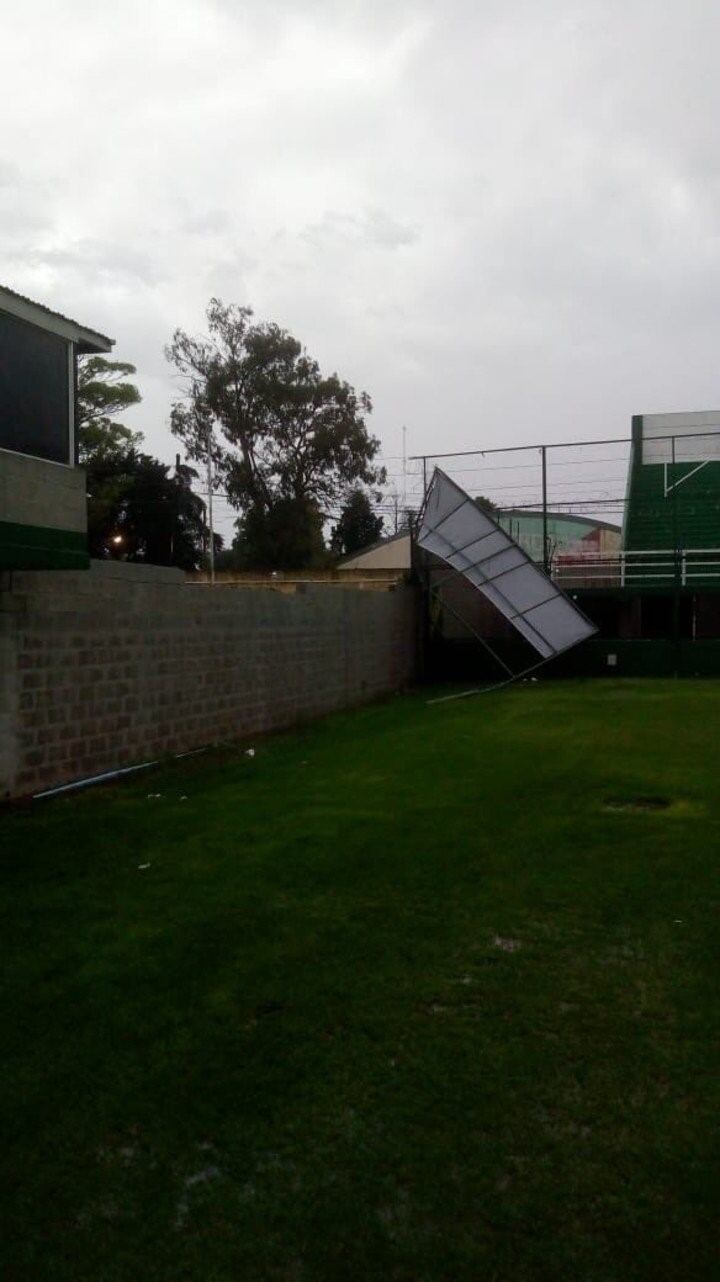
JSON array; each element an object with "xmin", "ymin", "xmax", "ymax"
[
  {"xmin": 402, "ymin": 425, "xmax": 407, "ymax": 513},
  {"xmin": 170, "ymin": 453, "xmax": 181, "ymax": 564},
  {"xmin": 206, "ymin": 422, "xmax": 215, "ymax": 585}
]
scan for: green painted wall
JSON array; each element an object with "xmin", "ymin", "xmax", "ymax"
[
  {"xmin": 430, "ymin": 636, "xmax": 720, "ymax": 681},
  {"xmin": 497, "ymin": 511, "xmax": 616, "ymax": 561},
  {"xmin": 624, "ymin": 451, "xmax": 720, "ymax": 588},
  {"xmin": 624, "ymin": 460, "xmax": 720, "ymax": 547},
  {"xmin": 0, "ymin": 520, "xmax": 89, "ymax": 570}
]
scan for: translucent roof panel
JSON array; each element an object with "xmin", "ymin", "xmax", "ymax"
[{"xmin": 417, "ymin": 468, "xmax": 597, "ymax": 661}]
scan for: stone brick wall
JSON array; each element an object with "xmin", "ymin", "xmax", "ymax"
[{"xmin": 0, "ymin": 561, "xmax": 417, "ymax": 798}]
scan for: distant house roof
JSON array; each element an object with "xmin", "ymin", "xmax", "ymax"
[
  {"xmin": 0, "ymin": 284, "xmax": 114, "ymax": 354},
  {"xmin": 338, "ymin": 529, "xmax": 410, "ymax": 567}
]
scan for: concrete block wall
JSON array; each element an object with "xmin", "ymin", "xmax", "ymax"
[
  {"xmin": 0, "ymin": 451, "xmax": 87, "ymax": 532},
  {"xmin": 0, "ymin": 561, "xmax": 417, "ymax": 798}
]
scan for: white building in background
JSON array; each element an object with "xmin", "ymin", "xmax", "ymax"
[{"xmin": 340, "ymin": 511, "xmax": 620, "ymax": 572}]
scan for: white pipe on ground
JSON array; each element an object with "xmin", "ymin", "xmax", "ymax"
[
  {"xmin": 32, "ymin": 745, "xmax": 213, "ymax": 800},
  {"xmin": 33, "ymin": 760, "xmax": 159, "ymax": 799}
]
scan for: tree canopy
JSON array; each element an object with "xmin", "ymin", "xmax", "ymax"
[
  {"xmin": 218, "ymin": 497, "xmax": 327, "ymax": 572},
  {"xmin": 77, "ymin": 355, "xmax": 214, "ymax": 570},
  {"xmin": 330, "ymin": 489, "xmax": 384, "ymax": 558},
  {"xmin": 474, "ymin": 494, "xmax": 497, "ymax": 515},
  {"xmin": 76, "ymin": 356, "xmax": 143, "ymax": 463},
  {"xmin": 85, "ymin": 451, "xmax": 214, "ymax": 569},
  {"xmin": 166, "ymin": 299, "xmax": 385, "ymax": 568}
]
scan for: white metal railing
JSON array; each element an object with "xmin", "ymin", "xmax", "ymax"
[{"xmin": 551, "ymin": 548, "xmax": 720, "ymax": 588}]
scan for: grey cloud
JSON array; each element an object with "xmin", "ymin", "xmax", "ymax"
[
  {"xmin": 303, "ymin": 208, "xmax": 419, "ymax": 250},
  {"xmin": 0, "ymin": 161, "xmax": 19, "ymax": 189},
  {"xmin": 25, "ymin": 239, "xmax": 164, "ymax": 287},
  {"xmin": 180, "ymin": 210, "xmax": 232, "ymax": 235},
  {"xmin": 0, "ymin": 163, "xmax": 53, "ymax": 241},
  {"xmin": 3, "ymin": 0, "xmax": 720, "ymax": 474}
]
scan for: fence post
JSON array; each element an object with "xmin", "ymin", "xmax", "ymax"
[
  {"xmin": 541, "ymin": 446, "xmax": 549, "ymax": 574},
  {"xmin": 671, "ymin": 434, "xmax": 680, "ymax": 676}
]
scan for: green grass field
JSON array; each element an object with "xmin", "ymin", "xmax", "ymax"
[{"xmin": 2, "ymin": 680, "xmax": 719, "ymax": 1281}]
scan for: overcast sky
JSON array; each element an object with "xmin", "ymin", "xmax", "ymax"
[{"xmin": 3, "ymin": 0, "xmax": 720, "ymax": 514}]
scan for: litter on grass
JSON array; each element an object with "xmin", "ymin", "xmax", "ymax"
[
  {"xmin": 493, "ymin": 935, "xmax": 522, "ymax": 952},
  {"xmin": 245, "ymin": 748, "xmax": 255, "ymax": 758},
  {"xmin": 138, "ymin": 864, "xmax": 151, "ymax": 870},
  {"xmin": 174, "ymin": 1165, "xmax": 221, "ymax": 1230}
]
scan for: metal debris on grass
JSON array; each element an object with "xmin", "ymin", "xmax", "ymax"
[
  {"xmin": 493, "ymin": 935, "xmax": 522, "ymax": 952},
  {"xmin": 174, "ymin": 1165, "xmax": 222, "ymax": 1230}
]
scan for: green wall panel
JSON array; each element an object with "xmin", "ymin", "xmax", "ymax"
[
  {"xmin": 430, "ymin": 637, "xmax": 720, "ymax": 681},
  {"xmin": 0, "ymin": 520, "xmax": 89, "ymax": 570}
]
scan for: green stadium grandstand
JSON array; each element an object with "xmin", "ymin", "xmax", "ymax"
[{"xmin": 622, "ymin": 411, "xmax": 720, "ymax": 590}]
